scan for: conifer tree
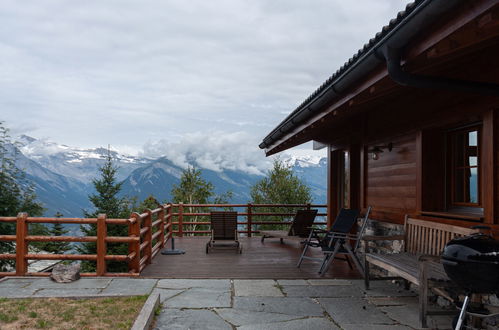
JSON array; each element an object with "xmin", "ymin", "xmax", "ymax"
[
  {"xmin": 0, "ymin": 122, "xmax": 44, "ymax": 270},
  {"xmin": 78, "ymin": 150, "xmax": 133, "ymax": 272},
  {"xmin": 250, "ymin": 159, "xmax": 312, "ymax": 230},
  {"xmin": 43, "ymin": 213, "xmax": 71, "ymax": 254},
  {"xmin": 171, "ymin": 167, "xmax": 232, "ymax": 234}
]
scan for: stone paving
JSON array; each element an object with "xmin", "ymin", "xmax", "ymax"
[{"xmin": 0, "ymin": 277, "xmax": 455, "ymax": 329}]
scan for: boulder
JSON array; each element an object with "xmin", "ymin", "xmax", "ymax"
[{"xmin": 50, "ymin": 263, "xmax": 81, "ymax": 283}]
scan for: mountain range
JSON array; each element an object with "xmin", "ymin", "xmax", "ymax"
[{"xmin": 15, "ymin": 136, "xmax": 327, "ymax": 217}]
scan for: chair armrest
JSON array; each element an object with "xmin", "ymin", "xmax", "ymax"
[{"xmin": 362, "ymin": 234, "xmax": 405, "ymax": 241}]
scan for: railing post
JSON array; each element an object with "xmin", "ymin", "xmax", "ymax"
[
  {"xmin": 15, "ymin": 212, "xmax": 28, "ymax": 276},
  {"xmin": 247, "ymin": 203, "xmax": 252, "ymax": 237},
  {"xmin": 159, "ymin": 205, "xmax": 166, "ymax": 248},
  {"xmin": 145, "ymin": 209, "xmax": 153, "ymax": 265},
  {"xmin": 96, "ymin": 214, "xmax": 107, "ymax": 276},
  {"xmin": 178, "ymin": 203, "xmax": 184, "ymax": 237},
  {"xmin": 128, "ymin": 212, "xmax": 141, "ymax": 273}
]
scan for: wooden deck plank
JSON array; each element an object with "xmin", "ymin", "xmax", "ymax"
[{"xmin": 140, "ymin": 237, "xmax": 361, "ymax": 279}]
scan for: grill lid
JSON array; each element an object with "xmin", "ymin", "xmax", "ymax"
[{"xmin": 442, "ymin": 233, "xmax": 499, "ymax": 264}]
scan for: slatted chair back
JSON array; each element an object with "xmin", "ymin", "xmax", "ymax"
[
  {"xmin": 288, "ymin": 209, "xmax": 318, "ymax": 237},
  {"xmin": 210, "ymin": 211, "xmax": 238, "ymax": 240},
  {"xmin": 404, "ymin": 217, "xmax": 477, "ymax": 255}
]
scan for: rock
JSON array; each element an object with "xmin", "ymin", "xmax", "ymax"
[{"xmin": 50, "ymin": 263, "xmax": 81, "ymax": 283}]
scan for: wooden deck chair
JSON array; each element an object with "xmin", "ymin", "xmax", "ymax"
[
  {"xmin": 297, "ymin": 207, "xmax": 371, "ymax": 276},
  {"xmin": 260, "ymin": 209, "xmax": 318, "ymax": 244},
  {"xmin": 206, "ymin": 211, "xmax": 242, "ymax": 254}
]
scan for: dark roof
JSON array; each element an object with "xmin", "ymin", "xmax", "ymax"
[{"xmin": 259, "ymin": 0, "xmax": 464, "ymax": 151}]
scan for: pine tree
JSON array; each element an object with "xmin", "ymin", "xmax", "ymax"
[
  {"xmin": 43, "ymin": 213, "xmax": 71, "ymax": 254},
  {"xmin": 171, "ymin": 167, "xmax": 232, "ymax": 235},
  {"xmin": 250, "ymin": 159, "xmax": 312, "ymax": 230},
  {"xmin": 0, "ymin": 122, "xmax": 44, "ymax": 270},
  {"xmin": 78, "ymin": 150, "xmax": 133, "ymax": 272}
]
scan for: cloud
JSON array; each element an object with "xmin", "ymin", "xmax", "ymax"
[
  {"xmin": 1, "ymin": 0, "xmax": 408, "ymax": 152},
  {"xmin": 141, "ymin": 131, "xmax": 272, "ymax": 175}
]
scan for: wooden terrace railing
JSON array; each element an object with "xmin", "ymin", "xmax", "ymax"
[
  {"xmin": 169, "ymin": 203, "xmax": 327, "ymax": 236},
  {"xmin": 0, "ymin": 203, "xmax": 326, "ymax": 277},
  {"xmin": 0, "ymin": 205, "xmax": 173, "ymax": 277}
]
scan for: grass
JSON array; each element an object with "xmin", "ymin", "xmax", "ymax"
[{"xmin": 0, "ymin": 295, "xmax": 147, "ymax": 329}]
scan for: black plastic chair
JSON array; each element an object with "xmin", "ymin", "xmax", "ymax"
[
  {"xmin": 260, "ymin": 209, "xmax": 318, "ymax": 243},
  {"xmin": 297, "ymin": 206, "xmax": 371, "ymax": 276}
]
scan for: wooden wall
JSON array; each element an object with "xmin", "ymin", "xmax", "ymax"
[{"xmin": 365, "ymin": 134, "xmax": 417, "ymax": 223}]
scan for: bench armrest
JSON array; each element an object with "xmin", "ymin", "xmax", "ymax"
[
  {"xmin": 362, "ymin": 234, "xmax": 405, "ymax": 241},
  {"xmin": 418, "ymin": 255, "xmax": 440, "ymax": 262}
]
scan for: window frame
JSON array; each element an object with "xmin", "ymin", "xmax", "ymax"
[{"xmin": 446, "ymin": 124, "xmax": 482, "ymax": 210}]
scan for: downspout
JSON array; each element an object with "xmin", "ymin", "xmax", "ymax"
[{"xmin": 382, "ymin": 47, "xmax": 499, "ymax": 97}]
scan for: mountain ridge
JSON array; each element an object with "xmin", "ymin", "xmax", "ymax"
[{"xmin": 14, "ymin": 136, "xmax": 327, "ymax": 217}]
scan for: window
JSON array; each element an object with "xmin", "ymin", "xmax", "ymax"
[{"xmin": 448, "ymin": 126, "xmax": 480, "ymax": 208}]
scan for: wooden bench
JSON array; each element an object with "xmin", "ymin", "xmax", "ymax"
[{"xmin": 363, "ymin": 216, "xmax": 477, "ymax": 328}]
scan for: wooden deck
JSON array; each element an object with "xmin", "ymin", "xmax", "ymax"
[{"xmin": 140, "ymin": 237, "xmax": 362, "ymax": 279}]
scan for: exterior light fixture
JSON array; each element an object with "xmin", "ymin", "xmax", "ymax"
[{"xmin": 369, "ymin": 143, "xmax": 393, "ymax": 160}]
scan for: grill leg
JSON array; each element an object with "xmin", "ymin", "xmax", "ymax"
[{"xmin": 455, "ymin": 295, "xmax": 470, "ymax": 330}]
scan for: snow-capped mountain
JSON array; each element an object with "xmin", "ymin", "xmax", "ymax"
[{"xmin": 14, "ymin": 136, "xmax": 327, "ymax": 217}]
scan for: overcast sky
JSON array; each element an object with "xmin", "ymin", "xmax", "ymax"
[{"xmin": 1, "ymin": 0, "xmax": 407, "ymax": 166}]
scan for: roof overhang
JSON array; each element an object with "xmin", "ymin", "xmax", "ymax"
[{"xmin": 260, "ymin": 0, "xmax": 498, "ymax": 156}]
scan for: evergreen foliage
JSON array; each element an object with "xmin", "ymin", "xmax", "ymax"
[
  {"xmin": 42, "ymin": 213, "xmax": 71, "ymax": 254},
  {"xmin": 250, "ymin": 159, "xmax": 312, "ymax": 230},
  {"xmin": 78, "ymin": 151, "xmax": 133, "ymax": 272},
  {"xmin": 0, "ymin": 122, "xmax": 45, "ymax": 271},
  {"xmin": 171, "ymin": 166, "xmax": 232, "ymax": 235}
]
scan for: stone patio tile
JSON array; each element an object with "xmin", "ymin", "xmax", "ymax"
[
  {"xmin": 0, "ymin": 287, "xmax": 38, "ymax": 298},
  {"xmin": 233, "ymin": 297, "xmax": 324, "ymax": 317},
  {"xmin": 0, "ymin": 278, "xmax": 35, "ymax": 288},
  {"xmin": 154, "ymin": 308, "xmax": 232, "ymax": 330},
  {"xmin": 276, "ymin": 279, "xmax": 308, "ymax": 286},
  {"xmin": 28, "ymin": 278, "xmax": 112, "ymax": 290},
  {"xmin": 380, "ymin": 304, "xmax": 454, "ymax": 330},
  {"xmin": 283, "ymin": 284, "xmax": 363, "ymax": 298},
  {"xmin": 367, "ymin": 296, "xmax": 419, "ymax": 306},
  {"xmin": 164, "ymin": 287, "xmax": 231, "ymax": 308},
  {"xmin": 353, "ymin": 280, "xmax": 417, "ymax": 297},
  {"xmin": 100, "ymin": 278, "xmax": 157, "ymax": 296},
  {"xmin": 151, "ymin": 288, "xmax": 185, "ymax": 303},
  {"xmin": 237, "ymin": 317, "xmax": 340, "ymax": 330},
  {"xmin": 342, "ymin": 324, "xmax": 413, "ymax": 330},
  {"xmin": 234, "ymin": 280, "xmax": 283, "ymax": 297},
  {"xmin": 215, "ymin": 308, "xmax": 301, "ymax": 326},
  {"xmin": 33, "ymin": 288, "xmax": 102, "ymax": 297},
  {"xmin": 318, "ymin": 297, "xmax": 395, "ymax": 325},
  {"xmin": 156, "ymin": 279, "xmax": 230, "ymax": 290},
  {"xmin": 307, "ymin": 279, "xmax": 352, "ymax": 286}
]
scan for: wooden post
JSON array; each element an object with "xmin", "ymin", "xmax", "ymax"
[
  {"xmin": 178, "ymin": 203, "xmax": 184, "ymax": 237},
  {"xmin": 145, "ymin": 209, "xmax": 153, "ymax": 264},
  {"xmin": 15, "ymin": 212, "xmax": 28, "ymax": 276},
  {"xmin": 128, "ymin": 212, "xmax": 141, "ymax": 273},
  {"xmin": 247, "ymin": 203, "xmax": 252, "ymax": 237},
  {"xmin": 96, "ymin": 214, "xmax": 107, "ymax": 276},
  {"xmin": 159, "ymin": 205, "xmax": 166, "ymax": 248}
]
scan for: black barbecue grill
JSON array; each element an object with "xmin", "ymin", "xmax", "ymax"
[{"xmin": 441, "ymin": 233, "xmax": 499, "ymax": 329}]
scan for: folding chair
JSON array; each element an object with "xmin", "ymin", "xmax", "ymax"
[
  {"xmin": 260, "ymin": 209, "xmax": 318, "ymax": 243},
  {"xmin": 297, "ymin": 206, "xmax": 372, "ymax": 276},
  {"xmin": 206, "ymin": 211, "xmax": 242, "ymax": 254}
]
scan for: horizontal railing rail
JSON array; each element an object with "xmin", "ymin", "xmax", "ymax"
[
  {"xmin": 0, "ymin": 204, "xmax": 173, "ymax": 277},
  {"xmin": 167, "ymin": 203, "xmax": 328, "ymax": 237},
  {"xmin": 0, "ymin": 203, "xmax": 326, "ymax": 276}
]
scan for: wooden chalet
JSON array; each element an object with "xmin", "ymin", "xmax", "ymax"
[{"xmin": 260, "ymin": 0, "xmax": 499, "ymax": 233}]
